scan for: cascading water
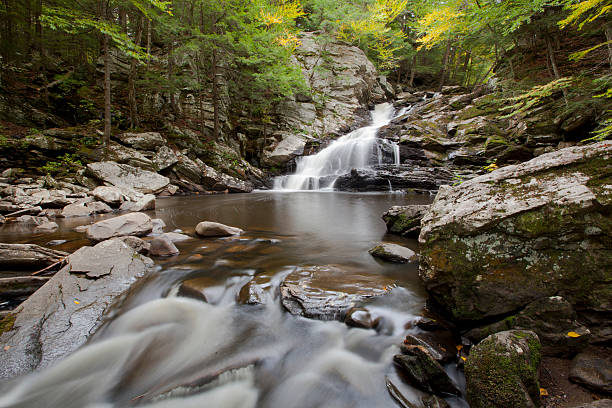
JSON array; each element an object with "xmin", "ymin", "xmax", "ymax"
[{"xmin": 273, "ymin": 103, "xmax": 400, "ymax": 191}]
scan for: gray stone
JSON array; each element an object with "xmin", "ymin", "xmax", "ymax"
[
  {"xmin": 119, "ymin": 194, "xmax": 155, "ymax": 212},
  {"xmin": 195, "ymin": 221, "xmax": 243, "ymax": 237},
  {"xmin": 86, "ymin": 212, "xmax": 153, "ymax": 241},
  {"xmin": 86, "ymin": 201, "xmax": 113, "ymax": 214},
  {"xmin": 117, "ymin": 236, "xmax": 150, "ymax": 254},
  {"xmin": 92, "ymin": 186, "xmax": 124, "ymax": 206},
  {"xmin": 15, "ymin": 215, "xmax": 48, "ymax": 225},
  {"xmin": 153, "ymin": 146, "xmax": 179, "ymax": 171},
  {"xmin": 369, "ymin": 243, "xmax": 417, "ymax": 263},
  {"xmin": 116, "ymin": 131, "xmax": 165, "ymax": 150},
  {"xmin": 61, "ymin": 202, "xmax": 94, "ymax": 218},
  {"xmin": 87, "ymin": 161, "xmax": 169, "ymax": 194},
  {"xmin": 465, "ymin": 330, "xmax": 541, "ymax": 408},
  {"xmin": 419, "ymin": 142, "xmax": 612, "ymax": 335},
  {"xmin": 152, "ymin": 218, "xmax": 166, "ymax": 234},
  {"xmin": 570, "ymin": 400, "xmax": 612, "ymax": 408},
  {"xmin": 262, "ymin": 134, "xmax": 307, "ymax": 166},
  {"xmin": 159, "ymin": 232, "xmax": 191, "ymax": 243},
  {"xmin": 148, "ymin": 236, "xmax": 179, "ymax": 257},
  {"xmin": 0, "ymin": 239, "xmax": 154, "ymax": 379},
  {"xmin": 569, "ymin": 351, "xmax": 612, "ymax": 394}
]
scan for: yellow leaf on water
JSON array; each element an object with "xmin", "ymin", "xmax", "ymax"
[
  {"xmin": 567, "ymin": 331, "xmax": 581, "ymax": 338},
  {"xmin": 540, "ymin": 388, "xmax": 548, "ymax": 396}
]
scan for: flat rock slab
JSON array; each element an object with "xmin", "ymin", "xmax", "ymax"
[
  {"xmin": 86, "ymin": 212, "xmax": 153, "ymax": 241},
  {"xmin": 280, "ymin": 265, "xmax": 395, "ymax": 321},
  {"xmin": 0, "ymin": 243, "xmax": 68, "ymax": 269},
  {"xmin": 569, "ymin": 350, "xmax": 612, "ymax": 394},
  {"xmin": 0, "ymin": 239, "xmax": 154, "ymax": 379},
  {"xmin": 87, "ymin": 161, "xmax": 169, "ymax": 194},
  {"xmin": 369, "ymin": 243, "xmax": 417, "ymax": 263}
]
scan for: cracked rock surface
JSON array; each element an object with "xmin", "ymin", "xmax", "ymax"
[{"xmin": 0, "ymin": 238, "xmax": 154, "ymax": 379}]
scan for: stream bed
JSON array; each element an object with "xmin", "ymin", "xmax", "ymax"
[{"xmin": 0, "ymin": 192, "xmax": 468, "ymax": 408}]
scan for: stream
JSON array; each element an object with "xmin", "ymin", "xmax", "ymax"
[{"xmin": 0, "ymin": 192, "xmax": 468, "ymax": 408}]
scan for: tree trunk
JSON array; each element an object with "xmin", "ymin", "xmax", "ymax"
[
  {"xmin": 545, "ymin": 33, "xmax": 568, "ymax": 105},
  {"xmin": 128, "ymin": 15, "xmax": 144, "ymax": 128},
  {"xmin": 147, "ymin": 18, "xmax": 152, "ymax": 64},
  {"xmin": 438, "ymin": 40, "xmax": 452, "ymax": 92},
  {"xmin": 408, "ymin": 54, "xmax": 416, "ymax": 87},
  {"xmin": 212, "ymin": 46, "xmax": 220, "ymax": 140},
  {"xmin": 605, "ymin": 23, "xmax": 612, "ymax": 72},
  {"xmin": 103, "ymin": 32, "xmax": 112, "ymax": 157}
]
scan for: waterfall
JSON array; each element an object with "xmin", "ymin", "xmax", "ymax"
[{"xmin": 273, "ymin": 103, "xmax": 400, "ymax": 191}]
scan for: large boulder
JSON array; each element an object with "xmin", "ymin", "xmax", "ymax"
[
  {"xmin": 280, "ymin": 265, "xmax": 395, "ymax": 320},
  {"xmin": 262, "ymin": 134, "xmax": 307, "ymax": 166},
  {"xmin": 116, "ymin": 131, "xmax": 165, "ymax": 151},
  {"xmin": 465, "ymin": 330, "xmax": 541, "ymax": 408},
  {"xmin": 0, "ymin": 239, "xmax": 154, "ymax": 378},
  {"xmin": 92, "ymin": 186, "xmax": 124, "ymax": 206},
  {"xmin": 419, "ymin": 142, "xmax": 612, "ymax": 339},
  {"xmin": 86, "ymin": 161, "xmax": 169, "ymax": 194},
  {"xmin": 86, "ymin": 212, "xmax": 153, "ymax": 241}
]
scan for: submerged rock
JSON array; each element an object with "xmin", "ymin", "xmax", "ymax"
[
  {"xmin": 86, "ymin": 212, "xmax": 153, "ymax": 241},
  {"xmin": 382, "ymin": 205, "xmax": 431, "ymax": 238},
  {"xmin": 393, "ymin": 345, "xmax": 461, "ymax": 397},
  {"xmin": 280, "ymin": 265, "xmax": 395, "ymax": 321},
  {"xmin": 465, "ymin": 330, "xmax": 541, "ymax": 408},
  {"xmin": 33, "ymin": 221, "xmax": 59, "ymax": 233},
  {"xmin": 195, "ymin": 221, "xmax": 243, "ymax": 237},
  {"xmin": 0, "ymin": 239, "xmax": 154, "ymax": 378},
  {"xmin": 369, "ymin": 243, "xmax": 417, "ymax": 263},
  {"xmin": 419, "ymin": 142, "xmax": 612, "ymax": 340}
]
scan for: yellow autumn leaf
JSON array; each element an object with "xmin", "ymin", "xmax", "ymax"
[
  {"xmin": 456, "ymin": 345, "xmax": 463, "ymax": 351},
  {"xmin": 567, "ymin": 331, "xmax": 581, "ymax": 337},
  {"xmin": 460, "ymin": 356, "xmax": 467, "ymax": 361},
  {"xmin": 540, "ymin": 388, "xmax": 549, "ymax": 396},
  {"xmin": 74, "ymin": 300, "xmax": 80, "ymax": 305}
]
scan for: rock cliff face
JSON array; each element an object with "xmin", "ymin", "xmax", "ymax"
[
  {"xmin": 418, "ymin": 142, "xmax": 612, "ymax": 342},
  {"xmin": 262, "ymin": 33, "xmax": 390, "ymax": 167}
]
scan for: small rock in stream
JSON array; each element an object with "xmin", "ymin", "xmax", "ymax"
[
  {"xmin": 195, "ymin": 221, "xmax": 243, "ymax": 237},
  {"xmin": 149, "ymin": 237, "xmax": 179, "ymax": 257},
  {"xmin": 369, "ymin": 243, "xmax": 417, "ymax": 263}
]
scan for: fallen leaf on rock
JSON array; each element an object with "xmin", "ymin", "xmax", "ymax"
[
  {"xmin": 74, "ymin": 300, "xmax": 80, "ymax": 305},
  {"xmin": 540, "ymin": 388, "xmax": 548, "ymax": 396},
  {"xmin": 3, "ymin": 345, "xmax": 10, "ymax": 351},
  {"xmin": 567, "ymin": 331, "xmax": 581, "ymax": 337}
]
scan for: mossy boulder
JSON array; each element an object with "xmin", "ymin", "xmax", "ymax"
[
  {"xmin": 382, "ymin": 205, "xmax": 430, "ymax": 238},
  {"xmin": 419, "ymin": 142, "xmax": 612, "ymax": 341},
  {"xmin": 465, "ymin": 330, "xmax": 541, "ymax": 408}
]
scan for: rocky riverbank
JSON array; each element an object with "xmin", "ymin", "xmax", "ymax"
[{"xmin": 380, "ymin": 141, "xmax": 612, "ymax": 407}]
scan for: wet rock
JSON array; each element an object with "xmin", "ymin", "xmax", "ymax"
[
  {"xmin": 33, "ymin": 221, "xmax": 59, "ymax": 233},
  {"xmin": 86, "ymin": 212, "xmax": 153, "ymax": 241},
  {"xmin": 569, "ymin": 350, "xmax": 612, "ymax": 394},
  {"xmin": 0, "ymin": 214, "xmax": 6, "ymax": 224},
  {"xmin": 195, "ymin": 221, "xmax": 243, "ymax": 237},
  {"xmin": 238, "ymin": 274, "xmax": 274, "ymax": 305},
  {"xmin": 92, "ymin": 186, "xmax": 124, "ymax": 206},
  {"xmin": 117, "ymin": 236, "xmax": 150, "ymax": 254},
  {"xmin": 116, "ymin": 131, "xmax": 165, "ymax": 150},
  {"xmin": 74, "ymin": 225, "xmax": 89, "ymax": 233},
  {"xmin": 419, "ymin": 142, "xmax": 612, "ymax": 337},
  {"xmin": 0, "ymin": 239, "xmax": 154, "ymax": 378},
  {"xmin": 177, "ymin": 278, "xmax": 211, "ymax": 303},
  {"xmin": 465, "ymin": 330, "xmax": 541, "ymax": 408},
  {"xmin": 149, "ymin": 236, "xmax": 179, "ymax": 257},
  {"xmin": 334, "ymin": 165, "xmax": 453, "ymax": 193},
  {"xmin": 369, "ymin": 243, "xmax": 417, "ymax": 263},
  {"xmin": 421, "ymin": 395, "xmax": 451, "ymax": 408},
  {"xmin": 465, "ymin": 296, "xmax": 590, "ymax": 357},
  {"xmin": 385, "ymin": 377, "xmax": 418, "ymax": 408},
  {"xmin": 280, "ymin": 265, "xmax": 395, "ymax": 321},
  {"xmin": 87, "ymin": 161, "xmax": 169, "ymax": 194},
  {"xmin": 119, "ymin": 194, "xmax": 155, "ymax": 212},
  {"xmin": 344, "ymin": 307, "xmax": 375, "ymax": 329},
  {"xmin": 211, "ymin": 172, "xmax": 254, "ymax": 193},
  {"xmin": 393, "ymin": 345, "xmax": 461, "ymax": 396},
  {"xmin": 382, "ymin": 205, "xmax": 431, "ymax": 238},
  {"xmin": 402, "ymin": 333, "xmax": 456, "ymax": 364},
  {"xmin": 0, "ymin": 243, "xmax": 67, "ymax": 269}
]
